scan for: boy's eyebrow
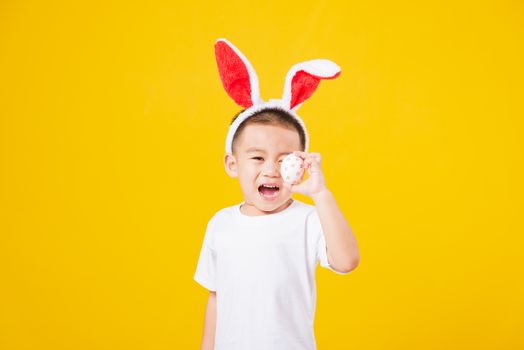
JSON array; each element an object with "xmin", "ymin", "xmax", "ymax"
[{"xmin": 245, "ymin": 147, "xmax": 292, "ymax": 156}]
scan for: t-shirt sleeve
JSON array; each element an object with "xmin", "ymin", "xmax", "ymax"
[
  {"xmin": 193, "ymin": 216, "xmax": 218, "ymax": 291},
  {"xmin": 307, "ymin": 208, "xmax": 350, "ymax": 275}
]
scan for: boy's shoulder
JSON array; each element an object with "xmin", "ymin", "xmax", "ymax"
[{"xmin": 210, "ymin": 202, "xmax": 239, "ymax": 219}]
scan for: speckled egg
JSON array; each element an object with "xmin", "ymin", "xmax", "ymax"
[{"xmin": 281, "ymin": 153, "xmax": 304, "ymax": 184}]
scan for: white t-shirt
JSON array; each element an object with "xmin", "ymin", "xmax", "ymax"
[{"xmin": 193, "ymin": 199, "xmax": 349, "ymax": 350}]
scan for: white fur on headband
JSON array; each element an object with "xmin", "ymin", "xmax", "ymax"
[{"xmin": 214, "ymin": 38, "xmax": 341, "ymax": 155}]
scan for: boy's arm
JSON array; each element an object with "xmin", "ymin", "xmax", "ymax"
[
  {"xmin": 200, "ymin": 291, "xmax": 217, "ymax": 350},
  {"xmin": 284, "ymin": 151, "xmax": 360, "ymax": 274},
  {"xmin": 312, "ymin": 189, "xmax": 360, "ymax": 273}
]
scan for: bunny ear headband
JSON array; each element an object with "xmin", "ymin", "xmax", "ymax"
[{"xmin": 214, "ymin": 38, "xmax": 341, "ymax": 154}]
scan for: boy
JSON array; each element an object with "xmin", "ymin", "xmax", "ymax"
[{"xmin": 194, "ymin": 39, "xmax": 360, "ymax": 350}]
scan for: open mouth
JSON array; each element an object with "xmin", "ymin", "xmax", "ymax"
[{"xmin": 258, "ymin": 184, "xmax": 280, "ymax": 200}]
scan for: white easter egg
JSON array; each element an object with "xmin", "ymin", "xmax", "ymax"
[{"xmin": 281, "ymin": 153, "xmax": 304, "ymax": 184}]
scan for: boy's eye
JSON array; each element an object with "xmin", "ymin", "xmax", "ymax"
[{"xmin": 251, "ymin": 157, "xmax": 283, "ymax": 162}]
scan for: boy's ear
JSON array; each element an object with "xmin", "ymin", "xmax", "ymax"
[{"xmin": 224, "ymin": 153, "xmax": 238, "ymax": 178}]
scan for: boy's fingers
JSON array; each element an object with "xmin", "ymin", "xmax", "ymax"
[
  {"xmin": 310, "ymin": 153, "xmax": 321, "ymax": 163},
  {"xmin": 293, "ymin": 151, "xmax": 322, "ymax": 166},
  {"xmin": 306, "ymin": 153, "xmax": 321, "ymax": 164},
  {"xmin": 292, "ymin": 150, "xmax": 308, "ymax": 160},
  {"xmin": 308, "ymin": 158, "xmax": 322, "ymax": 173}
]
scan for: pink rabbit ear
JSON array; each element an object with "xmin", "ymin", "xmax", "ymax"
[
  {"xmin": 282, "ymin": 59, "xmax": 341, "ymax": 111},
  {"xmin": 214, "ymin": 38, "xmax": 261, "ymax": 109}
]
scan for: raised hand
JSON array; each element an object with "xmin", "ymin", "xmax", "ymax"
[{"xmin": 283, "ymin": 151, "xmax": 328, "ymax": 198}]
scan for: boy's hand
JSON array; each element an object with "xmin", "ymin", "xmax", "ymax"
[{"xmin": 282, "ymin": 151, "xmax": 328, "ymax": 198}]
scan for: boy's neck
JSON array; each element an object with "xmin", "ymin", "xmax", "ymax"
[{"xmin": 240, "ymin": 198, "xmax": 294, "ymax": 216}]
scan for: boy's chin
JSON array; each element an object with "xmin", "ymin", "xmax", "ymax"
[{"xmin": 255, "ymin": 194, "xmax": 292, "ymax": 211}]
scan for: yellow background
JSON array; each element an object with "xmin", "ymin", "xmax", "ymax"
[{"xmin": 1, "ymin": 1, "xmax": 523, "ymax": 349}]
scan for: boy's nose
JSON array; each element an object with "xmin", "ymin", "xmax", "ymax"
[{"xmin": 262, "ymin": 161, "xmax": 281, "ymax": 177}]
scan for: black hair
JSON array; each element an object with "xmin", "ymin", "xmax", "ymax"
[{"xmin": 229, "ymin": 107, "xmax": 306, "ymax": 155}]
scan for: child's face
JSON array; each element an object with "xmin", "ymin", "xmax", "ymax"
[{"xmin": 224, "ymin": 123, "xmax": 302, "ymax": 216}]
